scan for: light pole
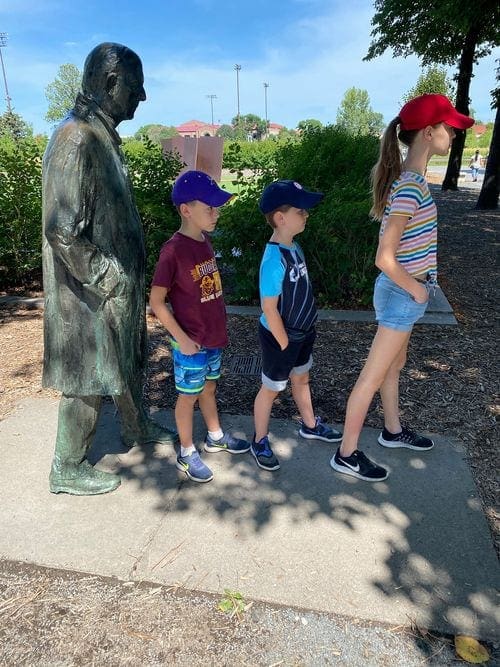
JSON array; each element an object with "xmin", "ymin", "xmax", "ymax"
[
  {"xmin": 263, "ymin": 82, "xmax": 269, "ymax": 138},
  {"xmin": 234, "ymin": 64, "xmax": 241, "ymax": 128},
  {"xmin": 0, "ymin": 32, "xmax": 12, "ymax": 113},
  {"xmin": 206, "ymin": 94, "xmax": 217, "ymax": 128}
]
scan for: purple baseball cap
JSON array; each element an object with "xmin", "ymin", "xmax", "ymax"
[{"xmin": 172, "ymin": 170, "xmax": 233, "ymax": 207}]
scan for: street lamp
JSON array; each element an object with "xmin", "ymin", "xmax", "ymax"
[
  {"xmin": 206, "ymin": 94, "xmax": 217, "ymax": 128},
  {"xmin": 263, "ymin": 83, "xmax": 269, "ymax": 138},
  {"xmin": 234, "ymin": 64, "xmax": 241, "ymax": 127},
  {"xmin": 0, "ymin": 32, "xmax": 12, "ymax": 113}
]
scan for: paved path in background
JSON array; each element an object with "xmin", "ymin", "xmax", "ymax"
[
  {"xmin": 1, "ymin": 398, "xmax": 498, "ymax": 643},
  {"xmin": 0, "ymin": 284, "xmax": 457, "ymax": 325}
]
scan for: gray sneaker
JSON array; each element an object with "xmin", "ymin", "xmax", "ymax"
[{"xmin": 204, "ymin": 432, "xmax": 250, "ymax": 454}]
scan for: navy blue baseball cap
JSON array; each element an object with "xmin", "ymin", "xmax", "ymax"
[
  {"xmin": 172, "ymin": 170, "xmax": 232, "ymax": 207},
  {"xmin": 259, "ymin": 180, "xmax": 324, "ymax": 214}
]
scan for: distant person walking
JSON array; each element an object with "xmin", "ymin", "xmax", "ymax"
[
  {"xmin": 330, "ymin": 94, "xmax": 474, "ymax": 482},
  {"xmin": 469, "ymin": 150, "xmax": 482, "ymax": 181}
]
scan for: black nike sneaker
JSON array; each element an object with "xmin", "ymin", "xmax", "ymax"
[{"xmin": 330, "ymin": 448, "xmax": 388, "ymax": 482}]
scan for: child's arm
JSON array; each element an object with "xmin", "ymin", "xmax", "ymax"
[
  {"xmin": 261, "ymin": 296, "xmax": 289, "ymax": 350},
  {"xmin": 375, "ymin": 215, "xmax": 428, "ymax": 303},
  {"xmin": 149, "ymin": 285, "xmax": 200, "ymax": 355}
]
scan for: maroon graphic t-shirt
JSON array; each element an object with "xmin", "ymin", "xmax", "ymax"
[{"xmin": 152, "ymin": 231, "xmax": 228, "ymax": 349}]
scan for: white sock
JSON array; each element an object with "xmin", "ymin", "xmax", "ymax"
[
  {"xmin": 208, "ymin": 429, "xmax": 224, "ymax": 441},
  {"xmin": 180, "ymin": 445, "xmax": 196, "ymax": 457}
]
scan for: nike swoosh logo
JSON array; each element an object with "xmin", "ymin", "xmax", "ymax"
[{"xmin": 341, "ymin": 460, "xmax": 360, "ymax": 472}]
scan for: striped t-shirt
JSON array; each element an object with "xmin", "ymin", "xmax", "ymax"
[{"xmin": 380, "ymin": 171, "xmax": 437, "ymax": 279}]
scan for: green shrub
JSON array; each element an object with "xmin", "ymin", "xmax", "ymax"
[
  {"xmin": 215, "ymin": 126, "xmax": 379, "ymax": 307},
  {"xmin": 122, "ymin": 138, "xmax": 183, "ymax": 285},
  {"xmin": 222, "ymin": 139, "xmax": 281, "ymax": 173},
  {"xmin": 0, "ymin": 135, "xmax": 43, "ymax": 287}
]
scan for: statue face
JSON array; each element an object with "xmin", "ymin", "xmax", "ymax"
[{"xmin": 109, "ymin": 60, "xmax": 146, "ymax": 124}]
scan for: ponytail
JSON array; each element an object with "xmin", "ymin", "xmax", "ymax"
[{"xmin": 370, "ymin": 117, "xmax": 402, "ymax": 221}]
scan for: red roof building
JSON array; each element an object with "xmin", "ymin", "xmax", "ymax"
[
  {"xmin": 268, "ymin": 122, "xmax": 284, "ymax": 136},
  {"xmin": 472, "ymin": 124, "xmax": 487, "ymax": 138},
  {"xmin": 176, "ymin": 120, "xmax": 220, "ymax": 138}
]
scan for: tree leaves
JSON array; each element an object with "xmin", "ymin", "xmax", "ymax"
[{"xmin": 45, "ymin": 63, "xmax": 82, "ymax": 125}]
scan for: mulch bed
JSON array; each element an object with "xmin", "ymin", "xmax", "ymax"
[{"xmin": 1, "ymin": 186, "xmax": 499, "ymax": 554}]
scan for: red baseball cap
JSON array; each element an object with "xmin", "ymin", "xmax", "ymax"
[{"xmin": 399, "ymin": 94, "xmax": 474, "ymax": 131}]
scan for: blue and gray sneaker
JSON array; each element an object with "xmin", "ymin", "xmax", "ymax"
[
  {"xmin": 176, "ymin": 451, "xmax": 213, "ymax": 483},
  {"xmin": 250, "ymin": 435, "xmax": 280, "ymax": 471},
  {"xmin": 204, "ymin": 431, "xmax": 250, "ymax": 454},
  {"xmin": 299, "ymin": 416, "xmax": 342, "ymax": 443}
]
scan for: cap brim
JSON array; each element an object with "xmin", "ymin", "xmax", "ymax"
[
  {"xmin": 445, "ymin": 109, "xmax": 474, "ymax": 130},
  {"xmin": 300, "ymin": 191, "xmax": 324, "ymax": 209},
  {"xmin": 204, "ymin": 190, "xmax": 233, "ymax": 207}
]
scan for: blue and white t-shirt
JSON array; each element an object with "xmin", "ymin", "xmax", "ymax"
[{"xmin": 259, "ymin": 241, "xmax": 317, "ymax": 333}]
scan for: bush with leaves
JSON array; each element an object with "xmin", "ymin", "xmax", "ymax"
[
  {"xmin": 0, "ymin": 134, "xmax": 43, "ymax": 287},
  {"xmin": 215, "ymin": 126, "xmax": 380, "ymax": 307},
  {"xmin": 122, "ymin": 138, "xmax": 184, "ymax": 285},
  {"xmin": 222, "ymin": 139, "xmax": 281, "ymax": 174}
]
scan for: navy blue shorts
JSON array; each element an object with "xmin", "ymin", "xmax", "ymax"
[{"xmin": 259, "ymin": 323, "xmax": 316, "ymax": 391}]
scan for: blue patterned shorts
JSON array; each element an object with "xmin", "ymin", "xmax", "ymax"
[{"xmin": 171, "ymin": 341, "xmax": 222, "ymax": 395}]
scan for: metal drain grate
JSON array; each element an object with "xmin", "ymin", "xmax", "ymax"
[{"xmin": 227, "ymin": 355, "xmax": 262, "ymax": 376}]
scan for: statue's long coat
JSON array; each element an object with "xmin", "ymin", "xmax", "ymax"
[{"xmin": 42, "ymin": 99, "xmax": 147, "ymax": 395}]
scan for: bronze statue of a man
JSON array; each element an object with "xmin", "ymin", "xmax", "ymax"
[{"xmin": 42, "ymin": 43, "xmax": 176, "ymax": 495}]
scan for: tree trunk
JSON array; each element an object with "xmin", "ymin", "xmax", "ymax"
[
  {"xmin": 476, "ymin": 104, "xmax": 500, "ymax": 209},
  {"xmin": 442, "ymin": 28, "xmax": 479, "ymax": 191}
]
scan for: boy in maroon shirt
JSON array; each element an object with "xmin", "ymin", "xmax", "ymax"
[{"xmin": 150, "ymin": 171, "xmax": 249, "ymax": 483}]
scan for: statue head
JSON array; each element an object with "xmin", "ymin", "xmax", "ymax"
[{"xmin": 82, "ymin": 43, "xmax": 146, "ymax": 125}]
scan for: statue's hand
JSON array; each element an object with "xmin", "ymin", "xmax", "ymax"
[{"xmin": 102, "ymin": 259, "xmax": 127, "ymax": 299}]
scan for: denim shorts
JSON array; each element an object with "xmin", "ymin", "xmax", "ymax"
[
  {"xmin": 259, "ymin": 323, "xmax": 315, "ymax": 391},
  {"xmin": 373, "ymin": 273, "xmax": 429, "ymax": 332},
  {"xmin": 171, "ymin": 341, "xmax": 222, "ymax": 395}
]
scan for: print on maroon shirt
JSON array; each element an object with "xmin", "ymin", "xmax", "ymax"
[{"xmin": 152, "ymin": 232, "xmax": 228, "ymax": 349}]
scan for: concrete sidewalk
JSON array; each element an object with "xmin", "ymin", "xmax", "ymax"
[{"xmin": 0, "ymin": 397, "xmax": 498, "ymax": 642}]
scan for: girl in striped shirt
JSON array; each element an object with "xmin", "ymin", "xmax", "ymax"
[{"xmin": 330, "ymin": 94, "xmax": 474, "ymax": 482}]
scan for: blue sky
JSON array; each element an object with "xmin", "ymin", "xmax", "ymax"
[{"xmin": 1, "ymin": 0, "xmax": 498, "ymax": 136}]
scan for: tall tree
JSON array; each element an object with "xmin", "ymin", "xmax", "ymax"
[
  {"xmin": 0, "ymin": 110, "xmax": 33, "ymax": 140},
  {"xmin": 402, "ymin": 66, "xmax": 455, "ymax": 103},
  {"xmin": 216, "ymin": 124, "xmax": 237, "ymax": 139},
  {"xmin": 336, "ymin": 88, "xmax": 384, "ymax": 136},
  {"xmin": 476, "ymin": 63, "xmax": 500, "ymax": 209},
  {"xmin": 231, "ymin": 114, "xmax": 267, "ymax": 140},
  {"xmin": 297, "ymin": 119, "xmax": 323, "ymax": 132},
  {"xmin": 45, "ymin": 63, "xmax": 82, "ymax": 124},
  {"xmin": 134, "ymin": 124, "xmax": 178, "ymax": 144},
  {"xmin": 364, "ymin": 0, "xmax": 500, "ymax": 190}
]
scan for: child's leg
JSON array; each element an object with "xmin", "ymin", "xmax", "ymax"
[
  {"xmin": 197, "ymin": 380, "xmax": 220, "ymax": 432},
  {"xmin": 174, "ymin": 393, "xmax": 198, "ymax": 447},
  {"xmin": 290, "ymin": 371, "xmax": 315, "ymax": 428},
  {"xmin": 254, "ymin": 384, "xmax": 280, "ymax": 441},
  {"xmin": 379, "ymin": 338, "xmax": 409, "ymax": 434},
  {"xmin": 340, "ymin": 326, "xmax": 411, "ymax": 457}
]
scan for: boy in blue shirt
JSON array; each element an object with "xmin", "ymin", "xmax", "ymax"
[{"xmin": 251, "ymin": 180, "xmax": 342, "ymax": 470}]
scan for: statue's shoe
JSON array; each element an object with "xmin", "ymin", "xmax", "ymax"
[
  {"xmin": 49, "ymin": 460, "xmax": 121, "ymax": 495},
  {"xmin": 122, "ymin": 419, "xmax": 178, "ymax": 448}
]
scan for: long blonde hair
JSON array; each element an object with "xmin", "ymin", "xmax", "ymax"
[{"xmin": 370, "ymin": 117, "xmax": 418, "ymax": 221}]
